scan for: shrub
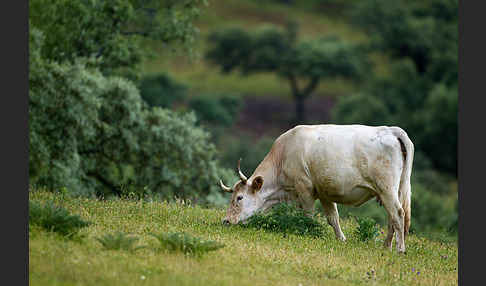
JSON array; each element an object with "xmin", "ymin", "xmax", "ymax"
[
  {"xmin": 139, "ymin": 73, "xmax": 187, "ymax": 108},
  {"xmin": 96, "ymin": 232, "xmax": 144, "ymax": 252},
  {"xmin": 353, "ymin": 216, "xmax": 380, "ymax": 242},
  {"xmin": 29, "ymin": 25, "xmax": 236, "ymax": 202},
  {"xmin": 218, "ymin": 135, "xmax": 275, "ymax": 175},
  {"xmin": 150, "ymin": 232, "xmax": 225, "ymax": 257},
  {"xmin": 242, "ymin": 203, "xmax": 327, "ymax": 238},
  {"xmin": 410, "ymin": 183, "xmax": 457, "ymax": 233},
  {"xmin": 29, "ymin": 201, "xmax": 91, "ymax": 238},
  {"xmin": 188, "ymin": 94, "xmax": 242, "ymax": 127}
]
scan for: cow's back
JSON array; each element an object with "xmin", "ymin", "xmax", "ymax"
[{"xmin": 277, "ymin": 124, "xmax": 400, "ymax": 199}]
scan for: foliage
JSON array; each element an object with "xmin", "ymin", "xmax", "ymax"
[
  {"xmin": 29, "ymin": 0, "xmax": 208, "ymax": 76},
  {"xmin": 352, "ymin": 0, "xmax": 457, "ymax": 82},
  {"xmin": 410, "ymin": 183, "xmax": 457, "ymax": 234},
  {"xmin": 150, "ymin": 232, "xmax": 225, "ymax": 257},
  {"xmin": 333, "ymin": 0, "xmax": 458, "ymax": 175},
  {"xmin": 188, "ymin": 94, "xmax": 243, "ymax": 127},
  {"xmin": 332, "ymin": 61, "xmax": 457, "ymax": 175},
  {"xmin": 353, "ymin": 216, "xmax": 380, "ymax": 242},
  {"xmin": 242, "ymin": 203, "xmax": 328, "ymax": 238},
  {"xmin": 206, "ymin": 23, "xmax": 365, "ymax": 122},
  {"xmin": 139, "ymin": 73, "xmax": 188, "ymax": 108},
  {"xmin": 29, "ymin": 25, "xmax": 236, "ymax": 202},
  {"xmin": 29, "ymin": 201, "xmax": 91, "ymax": 237},
  {"xmin": 218, "ymin": 135, "xmax": 275, "ymax": 175},
  {"xmin": 96, "ymin": 232, "xmax": 145, "ymax": 251}
]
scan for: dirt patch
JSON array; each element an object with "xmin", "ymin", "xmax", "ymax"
[{"xmin": 234, "ymin": 94, "xmax": 336, "ymax": 139}]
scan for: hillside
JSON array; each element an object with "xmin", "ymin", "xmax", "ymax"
[
  {"xmin": 29, "ymin": 190, "xmax": 458, "ymax": 286},
  {"xmin": 139, "ymin": 0, "xmax": 381, "ymax": 136}
]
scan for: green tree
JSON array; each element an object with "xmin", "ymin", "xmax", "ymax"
[
  {"xmin": 29, "ymin": 2, "xmax": 237, "ymax": 202},
  {"xmin": 206, "ymin": 22, "xmax": 365, "ymax": 123},
  {"xmin": 29, "ymin": 0, "xmax": 208, "ymax": 77},
  {"xmin": 333, "ymin": 0, "xmax": 457, "ymax": 175},
  {"xmin": 139, "ymin": 73, "xmax": 188, "ymax": 108}
]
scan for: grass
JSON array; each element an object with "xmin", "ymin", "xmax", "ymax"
[{"xmin": 29, "ymin": 190, "xmax": 458, "ymax": 286}]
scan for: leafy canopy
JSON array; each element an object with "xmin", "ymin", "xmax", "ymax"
[
  {"xmin": 29, "ymin": 2, "xmax": 236, "ymax": 202},
  {"xmin": 206, "ymin": 23, "xmax": 365, "ymax": 122}
]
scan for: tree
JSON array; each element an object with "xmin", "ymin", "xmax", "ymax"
[
  {"xmin": 139, "ymin": 73, "xmax": 188, "ymax": 108},
  {"xmin": 332, "ymin": 0, "xmax": 458, "ymax": 175},
  {"xmin": 206, "ymin": 22, "xmax": 365, "ymax": 123},
  {"xmin": 29, "ymin": 1, "xmax": 238, "ymax": 202},
  {"xmin": 29, "ymin": 0, "xmax": 208, "ymax": 77}
]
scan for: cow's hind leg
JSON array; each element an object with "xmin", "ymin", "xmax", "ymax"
[
  {"xmin": 320, "ymin": 199, "xmax": 346, "ymax": 241},
  {"xmin": 379, "ymin": 192, "xmax": 405, "ymax": 253}
]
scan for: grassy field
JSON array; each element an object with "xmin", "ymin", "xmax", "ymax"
[{"xmin": 29, "ymin": 190, "xmax": 457, "ymax": 286}]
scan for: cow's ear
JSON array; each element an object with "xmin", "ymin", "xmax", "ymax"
[{"xmin": 251, "ymin": 176, "xmax": 264, "ymax": 192}]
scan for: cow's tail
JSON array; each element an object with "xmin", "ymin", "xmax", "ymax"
[{"xmin": 390, "ymin": 127, "xmax": 414, "ymax": 237}]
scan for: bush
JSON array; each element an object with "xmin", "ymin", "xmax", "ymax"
[
  {"xmin": 188, "ymin": 94, "xmax": 242, "ymax": 127},
  {"xmin": 330, "ymin": 93, "xmax": 393, "ymax": 127},
  {"xmin": 218, "ymin": 135, "xmax": 275, "ymax": 176},
  {"xmin": 410, "ymin": 183, "xmax": 457, "ymax": 233},
  {"xmin": 29, "ymin": 25, "xmax": 236, "ymax": 202},
  {"xmin": 242, "ymin": 203, "xmax": 328, "ymax": 238},
  {"xmin": 354, "ymin": 216, "xmax": 380, "ymax": 242},
  {"xmin": 29, "ymin": 201, "xmax": 91, "ymax": 238},
  {"xmin": 96, "ymin": 232, "xmax": 144, "ymax": 251},
  {"xmin": 150, "ymin": 232, "xmax": 225, "ymax": 257},
  {"xmin": 139, "ymin": 73, "xmax": 187, "ymax": 108}
]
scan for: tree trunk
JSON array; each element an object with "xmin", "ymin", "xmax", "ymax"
[{"xmin": 295, "ymin": 95, "xmax": 306, "ymax": 124}]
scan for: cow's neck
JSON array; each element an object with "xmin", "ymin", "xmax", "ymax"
[{"xmin": 249, "ymin": 160, "xmax": 288, "ymax": 212}]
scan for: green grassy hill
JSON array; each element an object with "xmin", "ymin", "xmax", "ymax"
[{"xmin": 29, "ymin": 190, "xmax": 457, "ymax": 286}]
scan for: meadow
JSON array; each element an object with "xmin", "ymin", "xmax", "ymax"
[{"xmin": 29, "ymin": 189, "xmax": 457, "ymax": 286}]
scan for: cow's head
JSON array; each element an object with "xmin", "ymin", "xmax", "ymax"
[{"xmin": 220, "ymin": 159, "xmax": 265, "ymax": 225}]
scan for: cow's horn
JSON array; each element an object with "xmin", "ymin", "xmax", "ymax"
[
  {"xmin": 219, "ymin": 180, "xmax": 232, "ymax": 193},
  {"xmin": 237, "ymin": 158, "xmax": 248, "ymax": 184}
]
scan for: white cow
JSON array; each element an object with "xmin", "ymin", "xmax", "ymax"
[{"xmin": 219, "ymin": 124, "xmax": 414, "ymax": 253}]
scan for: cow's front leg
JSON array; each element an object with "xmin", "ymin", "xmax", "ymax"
[
  {"xmin": 320, "ymin": 199, "xmax": 346, "ymax": 241},
  {"xmin": 294, "ymin": 180, "xmax": 316, "ymax": 215},
  {"xmin": 383, "ymin": 219, "xmax": 394, "ymax": 251}
]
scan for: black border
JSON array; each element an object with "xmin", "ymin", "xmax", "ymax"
[
  {"xmin": 458, "ymin": 0, "xmax": 483, "ymax": 285},
  {"xmin": 1, "ymin": 1, "xmax": 28, "ymax": 285}
]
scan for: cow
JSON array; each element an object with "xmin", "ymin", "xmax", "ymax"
[{"xmin": 219, "ymin": 124, "xmax": 414, "ymax": 253}]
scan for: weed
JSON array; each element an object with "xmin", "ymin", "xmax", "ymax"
[
  {"xmin": 29, "ymin": 200, "xmax": 91, "ymax": 238},
  {"xmin": 96, "ymin": 232, "xmax": 145, "ymax": 251},
  {"xmin": 150, "ymin": 232, "xmax": 225, "ymax": 257},
  {"xmin": 354, "ymin": 216, "xmax": 380, "ymax": 242}
]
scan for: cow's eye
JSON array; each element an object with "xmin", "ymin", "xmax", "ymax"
[{"xmin": 237, "ymin": 195, "xmax": 243, "ymax": 201}]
